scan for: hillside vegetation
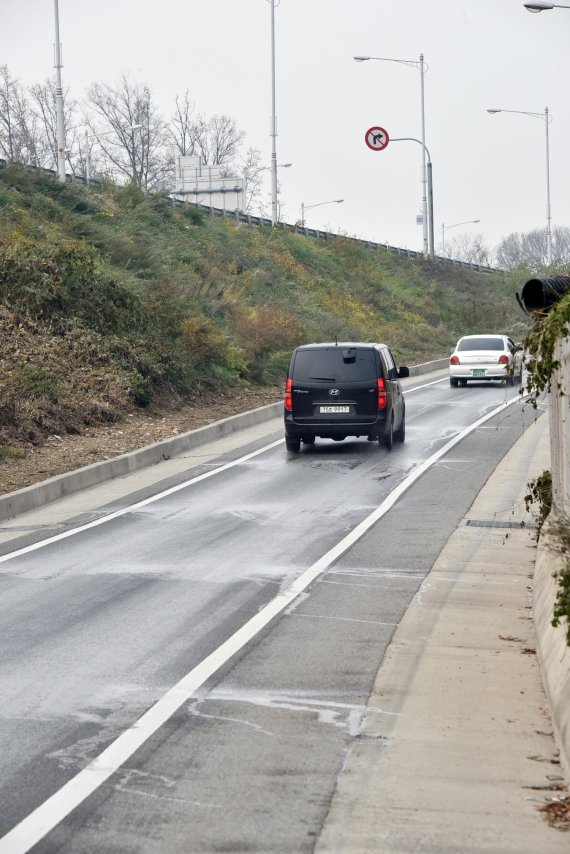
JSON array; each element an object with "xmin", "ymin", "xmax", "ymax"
[{"xmin": 0, "ymin": 165, "xmax": 527, "ymax": 460}]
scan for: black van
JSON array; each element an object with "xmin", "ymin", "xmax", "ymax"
[{"xmin": 284, "ymin": 343, "xmax": 409, "ymax": 453}]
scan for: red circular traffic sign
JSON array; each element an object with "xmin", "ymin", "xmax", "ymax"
[{"xmin": 365, "ymin": 126, "xmax": 389, "ymax": 151}]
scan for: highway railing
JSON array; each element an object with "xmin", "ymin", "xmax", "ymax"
[{"xmin": 174, "ymin": 198, "xmax": 497, "ymax": 274}]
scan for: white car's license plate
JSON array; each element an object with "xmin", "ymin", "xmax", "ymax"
[
  {"xmin": 319, "ymin": 405, "xmax": 350, "ymax": 414},
  {"xmin": 472, "ymin": 368, "xmax": 486, "ymax": 377}
]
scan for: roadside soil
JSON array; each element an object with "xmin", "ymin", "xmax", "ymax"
[{"xmin": 0, "ymin": 385, "xmax": 283, "ymax": 496}]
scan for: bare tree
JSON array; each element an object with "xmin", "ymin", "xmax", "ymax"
[
  {"xmin": 169, "ymin": 91, "xmax": 245, "ymax": 166},
  {"xmin": 0, "ymin": 66, "xmax": 44, "ymax": 165},
  {"xmin": 445, "ymin": 232, "xmax": 493, "ymax": 266},
  {"xmin": 169, "ymin": 89, "xmax": 200, "ymax": 157},
  {"xmin": 86, "ymin": 75, "xmax": 169, "ymax": 189},
  {"xmin": 237, "ymin": 146, "xmax": 265, "ymax": 212},
  {"xmin": 495, "ymin": 226, "xmax": 570, "ymax": 271},
  {"xmin": 0, "ymin": 65, "xmax": 21, "ymax": 161},
  {"xmin": 28, "ymin": 77, "xmax": 80, "ymax": 171},
  {"xmin": 553, "ymin": 226, "xmax": 570, "ymax": 268},
  {"xmin": 194, "ymin": 114, "xmax": 245, "ymax": 166}
]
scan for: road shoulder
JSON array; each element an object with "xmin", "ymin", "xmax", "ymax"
[{"xmin": 315, "ymin": 414, "xmax": 569, "ymax": 853}]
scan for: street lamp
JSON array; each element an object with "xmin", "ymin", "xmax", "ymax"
[
  {"xmin": 487, "ymin": 107, "xmax": 552, "ymax": 265},
  {"xmin": 354, "ymin": 53, "xmax": 429, "ymax": 257},
  {"xmin": 300, "ymin": 199, "xmax": 344, "ymax": 227},
  {"xmin": 258, "ymin": 162, "xmax": 292, "ymax": 173},
  {"xmin": 389, "ymin": 137, "xmax": 435, "ymax": 257},
  {"xmin": 524, "ymin": 3, "xmax": 570, "ymax": 11},
  {"xmin": 441, "ymin": 219, "xmax": 480, "ymax": 254},
  {"xmin": 84, "ymin": 124, "xmax": 143, "ymax": 185},
  {"xmin": 53, "ymin": 0, "xmax": 66, "ymax": 182}
]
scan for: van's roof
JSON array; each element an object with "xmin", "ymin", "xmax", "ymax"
[{"xmin": 295, "ymin": 342, "xmax": 386, "ymax": 350}]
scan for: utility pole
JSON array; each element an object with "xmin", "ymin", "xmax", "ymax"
[
  {"xmin": 269, "ymin": 0, "xmax": 278, "ymax": 225},
  {"xmin": 53, "ymin": 0, "xmax": 66, "ymax": 182}
]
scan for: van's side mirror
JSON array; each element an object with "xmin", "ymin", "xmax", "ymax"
[{"xmin": 397, "ymin": 366, "xmax": 410, "ymax": 379}]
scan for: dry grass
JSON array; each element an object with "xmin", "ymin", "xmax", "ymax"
[{"xmin": 0, "ymin": 384, "xmax": 283, "ymax": 495}]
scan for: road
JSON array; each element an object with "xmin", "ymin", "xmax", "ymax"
[{"xmin": 0, "ymin": 374, "xmax": 539, "ymax": 853}]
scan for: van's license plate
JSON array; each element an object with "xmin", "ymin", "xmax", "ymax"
[
  {"xmin": 319, "ymin": 405, "xmax": 350, "ymax": 414},
  {"xmin": 472, "ymin": 369, "xmax": 486, "ymax": 377}
]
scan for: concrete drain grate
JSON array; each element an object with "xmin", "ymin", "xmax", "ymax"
[{"xmin": 466, "ymin": 519, "xmax": 523, "ymax": 529}]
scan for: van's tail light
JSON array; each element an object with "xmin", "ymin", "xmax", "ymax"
[
  {"xmin": 498, "ymin": 355, "xmax": 509, "ymax": 365},
  {"xmin": 377, "ymin": 377, "xmax": 387, "ymax": 410},
  {"xmin": 450, "ymin": 355, "xmax": 460, "ymax": 365},
  {"xmin": 284, "ymin": 377, "xmax": 293, "ymax": 411}
]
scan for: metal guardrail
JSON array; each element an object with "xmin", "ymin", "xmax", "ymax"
[
  {"xmin": 0, "ymin": 158, "xmax": 497, "ymax": 274},
  {"xmin": 0, "ymin": 156, "xmax": 92, "ymax": 187},
  {"xmin": 178, "ymin": 199, "xmax": 497, "ymax": 274}
]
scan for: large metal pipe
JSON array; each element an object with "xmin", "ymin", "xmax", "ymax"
[{"xmin": 518, "ymin": 276, "xmax": 570, "ymax": 315}]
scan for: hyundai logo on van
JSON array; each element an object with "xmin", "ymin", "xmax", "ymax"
[{"xmin": 329, "ymin": 388, "xmax": 340, "ymax": 396}]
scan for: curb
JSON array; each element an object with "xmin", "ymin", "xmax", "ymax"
[{"xmin": 407, "ymin": 357, "xmax": 448, "ymax": 376}]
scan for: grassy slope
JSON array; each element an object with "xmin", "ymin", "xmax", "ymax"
[{"xmin": 0, "ymin": 165, "xmax": 528, "ymax": 456}]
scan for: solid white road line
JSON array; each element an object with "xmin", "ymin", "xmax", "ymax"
[
  {"xmin": 0, "ymin": 393, "xmax": 526, "ymax": 854},
  {"xmin": 0, "ymin": 439, "xmax": 284, "ymax": 564}
]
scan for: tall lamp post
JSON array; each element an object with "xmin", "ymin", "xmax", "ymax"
[
  {"xmin": 301, "ymin": 198, "xmax": 344, "ymax": 227},
  {"xmin": 441, "ymin": 219, "xmax": 480, "ymax": 254},
  {"xmin": 487, "ymin": 107, "xmax": 553, "ymax": 265},
  {"xmin": 53, "ymin": 0, "xmax": 66, "ymax": 182},
  {"xmin": 354, "ymin": 54, "xmax": 429, "ymax": 257},
  {"xmin": 390, "ymin": 137, "xmax": 435, "ymax": 257},
  {"xmin": 267, "ymin": 0, "xmax": 279, "ymax": 227}
]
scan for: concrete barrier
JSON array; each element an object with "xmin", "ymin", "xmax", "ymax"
[
  {"xmin": 407, "ymin": 358, "xmax": 448, "ymax": 376},
  {"xmin": 533, "ymin": 541, "xmax": 570, "ymax": 778},
  {"xmin": 0, "ymin": 358, "xmax": 449, "ymax": 522}
]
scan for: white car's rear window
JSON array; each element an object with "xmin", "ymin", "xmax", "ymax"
[{"xmin": 457, "ymin": 337, "xmax": 504, "ymax": 352}]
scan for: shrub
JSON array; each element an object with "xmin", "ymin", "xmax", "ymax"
[
  {"xmin": 12, "ymin": 364, "xmax": 62, "ymax": 402},
  {"xmin": 232, "ymin": 306, "xmax": 306, "ymax": 381}
]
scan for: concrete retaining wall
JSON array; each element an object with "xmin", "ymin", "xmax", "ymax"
[
  {"xmin": 550, "ymin": 337, "xmax": 570, "ymax": 516},
  {"xmin": 533, "ymin": 542, "xmax": 570, "ymax": 778},
  {"xmin": 533, "ymin": 334, "xmax": 570, "ymax": 778}
]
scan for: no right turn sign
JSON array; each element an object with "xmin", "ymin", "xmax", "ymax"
[{"xmin": 365, "ymin": 126, "xmax": 390, "ymax": 151}]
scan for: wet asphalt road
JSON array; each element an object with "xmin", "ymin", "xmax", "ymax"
[{"xmin": 0, "ymin": 377, "xmax": 540, "ymax": 852}]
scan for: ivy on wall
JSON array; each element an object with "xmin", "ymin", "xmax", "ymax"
[
  {"xmin": 523, "ymin": 294, "xmax": 570, "ymax": 645},
  {"xmin": 523, "ymin": 292, "xmax": 570, "ymax": 409}
]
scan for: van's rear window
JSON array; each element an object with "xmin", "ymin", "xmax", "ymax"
[
  {"xmin": 292, "ymin": 348, "xmax": 378, "ymax": 382},
  {"xmin": 457, "ymin": 337, "xmax": 504, "ymax": 352}
]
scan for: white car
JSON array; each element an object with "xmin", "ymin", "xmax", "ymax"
[{"xmin": 449, "ymin": 334, "xmax": 524, "ymax": 387}]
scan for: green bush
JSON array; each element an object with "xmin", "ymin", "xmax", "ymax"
[{"xmin": 12, "ymin": 364, "xmax": 61, "ymax": 402}]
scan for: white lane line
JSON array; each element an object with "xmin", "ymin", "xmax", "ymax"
[
  {"xmin": 0, "ymin": 377, "xmax": 445, "ymax": 564},
  {"xmin": 0, "ymin": 394, "xmax": 525, "ymax": 854},
  {"xmin": 404, "ymin": 376, "xmax": 448, "ymax": 392},
  {"xmin": 0, "ymin": 439, "xmax": 284, "ymax": 564}
]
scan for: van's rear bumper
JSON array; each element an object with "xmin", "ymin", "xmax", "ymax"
[{"xmin": 284, "ymin": 410, "xmax": 388, "ymax": 440}]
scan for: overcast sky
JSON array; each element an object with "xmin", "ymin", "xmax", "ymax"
[{"xmin": 2, "ymin": 0, "xmax": 569, "ymax": 254}]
